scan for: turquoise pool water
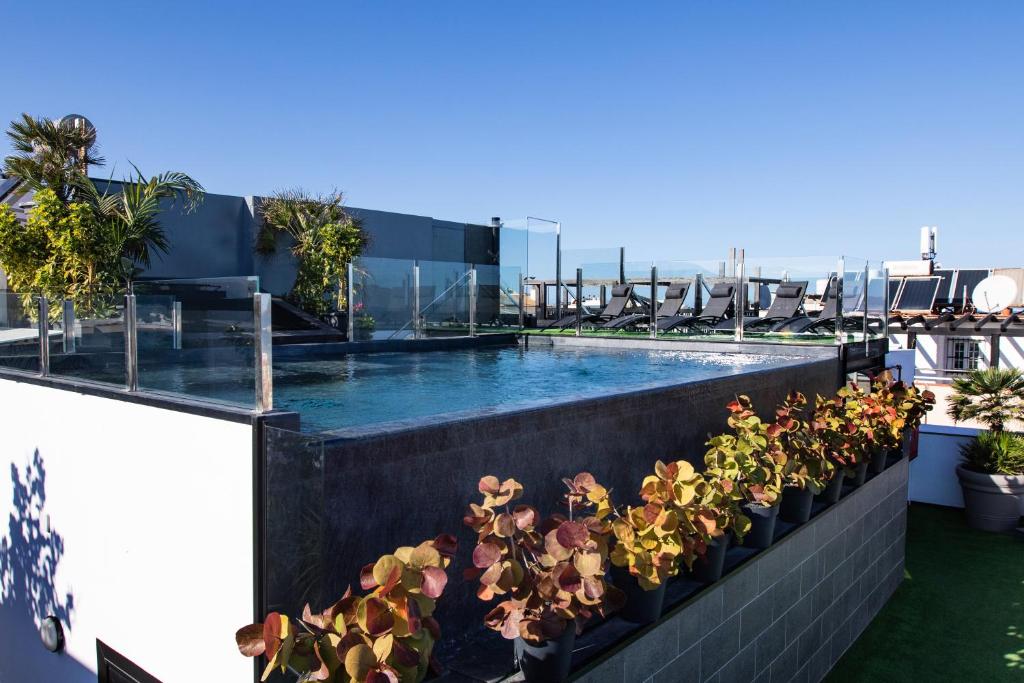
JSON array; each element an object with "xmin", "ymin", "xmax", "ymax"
[{"xmin": 270, "ymin": 345, "xmax": 790, "ymax": 432}]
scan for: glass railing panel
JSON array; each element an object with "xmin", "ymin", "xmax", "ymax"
[
  {"xmin": 48, "ymin": 294, "xmax": 127, "ymax": 385},
  {"xmin": 0, "ymin": 292, "xmax": 41, "ymax": 373},
  {"xmin": 419, "ymin": 260, "xmax": 473, "ymax": 336},
  {"xmin": 131, "ymin": 278, "xmax": 258, "ymax": 408},
  {"xmin": 351, "ymin": 256, "xmax": 416, "ymax": 340}
]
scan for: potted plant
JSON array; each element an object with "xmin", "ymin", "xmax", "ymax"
[
  {"xmin": 234, "ymin": 534, "xmax": 457, "ymax": 682},
  {"xmin": 813, "ymin": 384, "xmax": 877, "ymax": 488},
  {"xmin": 354, "ymin": 303, "xmax": 375, "ymax": 341},
  {"xmin": 866, "ymin": 372, "xmax": 935, "ymax": 473},
  {"xmin": 607, "ymin": 460, "xmax": 714, "ymax": 623},
  {"xmin": 886, "ymin": 374, "xmax": 935, "ymax": 460},
  {"xmin": 687, "ymin": 473, "xmax": 750, "ymax": 582},
  {"xmin": 463, "ymin": 474, "xmax": 622, "ymax": 682},
  {"xmin": 949, "ymin": 368, "xmax": 1024, "ymax": 532},
  {"xmin": 704, "ymin": 395, "xmax": 785, "ymax": 549},
  {"xmin": 772, "ymin": 392, "xmax": 833, "ymax": 523}
]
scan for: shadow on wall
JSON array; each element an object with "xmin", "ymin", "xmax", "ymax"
[{"xmin": 0, "ymin": 450, "xmax": 94, "ymax": 682}]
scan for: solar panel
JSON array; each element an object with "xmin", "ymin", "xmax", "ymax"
[
  {"xmin": 887, "ymin": 277, "xmax": 905, "ymax": 309},
  {"xmin": 931, "ymin": 269, "xmax": 955, "ymax": 308},
  {"xmin": 894, "ymin": 276, "xmax": 941, "ymax": 312},
  {"xmin": 951, "ymin": 269, "xmax": 991, "ymax": 308}
]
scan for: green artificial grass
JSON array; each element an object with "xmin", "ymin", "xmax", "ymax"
[{"xmin": 827, "ymin": 504, "xmax": 1024, "ymax": 682}]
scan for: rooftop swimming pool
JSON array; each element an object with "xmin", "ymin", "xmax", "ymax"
[{"xmin": 271, "ymin": 344, "xmax": 796, "ymax": 432}]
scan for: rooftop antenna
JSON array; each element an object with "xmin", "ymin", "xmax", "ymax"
[{"xmin": 919, "ymin": 226, "xmax": 937, "ymax": 262}]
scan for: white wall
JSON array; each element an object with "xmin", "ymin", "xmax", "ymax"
[
  {"xmin": 0, "ymin": 378, "xmax": 254, "ymax": 682},
  {"xmin": 908, "ymin": 424, "xmax": 978, "ymax": 507}
]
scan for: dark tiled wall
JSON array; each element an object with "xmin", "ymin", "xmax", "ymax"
[
  {"xmin": 263, "ymin": 358, "xmax": 840, "ymax": 652},
  {"xmin": 575, "ymin": 457, "xmax": 909, "ymax": 683}
]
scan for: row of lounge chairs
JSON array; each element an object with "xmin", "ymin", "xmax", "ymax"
[{"xmin": 543, "ymin": 277, "xmax": 872, "ymax": 335}]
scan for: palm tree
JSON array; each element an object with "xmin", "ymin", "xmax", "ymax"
[
  {"xmin": 947, "ymin": 367, "xmax": 1024, "ymax": 432},
  {"xmin": 80, "ymin": 165, "xmax": 204, "ymax": 285},
  {"xmin": 3, "ymin": 113, "xmax": 105, "ymax": 201}
]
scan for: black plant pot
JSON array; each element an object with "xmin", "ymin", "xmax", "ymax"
[
  {"xmin": 869, "ymin": 448, "xmax": 889, "ymax": 475},
  {"xmin": 742, "ymin": 502, "xmax": 779, "ymax": 549},
  {"xmin": 847, "ymin": 460, "xmax": 870, "ymax": 487},
  {"xmin": 692, "ymin": 535, "xmax": 729, "ymax": 583},
  {"xmin": 515, "ymin": 624, "xmax": 576, "ymax": 683},
  {"xmin": 779, "ymin": 485, "xmax": 814, "ymax": 524},
  {"xmin": 815, "ymin": 475, "xmax": 844, "ymax": 506},
  {"xmin": 610, "ymin": 564, "xmax": 668, "ymax": 624}
]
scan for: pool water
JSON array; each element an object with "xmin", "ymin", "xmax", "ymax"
[{"xmin": 271, "ymin": 345, "xmax": 791, "ymax": 432}]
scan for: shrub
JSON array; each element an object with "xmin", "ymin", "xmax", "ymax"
[
  {"xmin": 704, "ymin": 395, "xmax": 786, "ymax": 506},
  {"xmin": 959, "ymin": 431, "xmax": 1024, "ymax": 476},
  {"xmin": 771, "ymin": 392, "xmax": 834, "ymax": 493},
  {"xmin": 463, "ymin": 474, "xmax": 623, "ymax": 643},
  {"xmin": 948, "ymin": 368, "xmax": 1024, "ymax": 432},
  {"xmin": 235, "ymin": 535, "xmax": 456, "ymax": 683}
]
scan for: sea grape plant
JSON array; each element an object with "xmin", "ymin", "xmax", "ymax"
[
  {"xmin": 235, "ymin": 534, "xmax": 457, "ymax": 683},
  {"xmin": 463, "ymin": 474, "xmax": 623, "ymax": 644},
  {"xmin": 769, "ymin": 392, "xmax": 834, "ymax": 493},
  {"xmin": 704, "ymin": 395, "xmax": 787, "ymax": 507},
  {"xmin": 811, "ymin": 383, "xmax": 879, "ymax": 471}
]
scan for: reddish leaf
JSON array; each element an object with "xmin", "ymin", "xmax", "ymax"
[
  {"xmin": 478, "ymin": 475, "xmax": 501, "ymax": 494},
  {"xmin": 365, "ymin": 669, "xmax": 399, "ymax": 683},
  {"xmin": 235, "ymin": 623, "xmax": 265, "ymax": 657},
  {"xmin": 361, "ymin": 597, "xmax": 395, "ymax": 636},
  {"xmin": 391, "ymin": 638, "xmax": 420, "ymax": 668},
  {"xmin": 360, "ymin": 563, "xmax": 377, "ymax": 590},
  {"xmin": 555, "ymin": 563, "xmax": 582, "ymax": 593},
  {"xmin": 556, "ymin": 521, "xmax": 589, "ymax": 549},
  {"xmin": 512, "ymin": 505, "xmax": 537, "ymax": 530},
  {"xmin": 421, "ymin": 566, "xmax": 448, "ymax": 599},
  {"xmin": 423, "ymin": 615, "xmax": 442, "ymax": 640},
  {"xmin": 263, "ymin": 613, "xmax": 284, "ymax": 662},
  {"xmin": 432, "ymin": 533, "xmax": 458, "ymax": 558},
  {"xmin": 472, "ymin": 542, "xmax": 502, "ymax": 569},
  {"xmin": 403, "ymin": 593, "xmax": 422, "ymax": 634},
  {"xmin": 380, "ymin": 566, "xmax": 402, "ymax": 595}
]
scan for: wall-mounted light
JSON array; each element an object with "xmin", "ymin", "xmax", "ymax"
[{"xmin": 39, "ymin": 616, "xmax": 64, "ymax": 653}]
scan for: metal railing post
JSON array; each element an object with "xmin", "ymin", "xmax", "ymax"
[
  {"xmin": 62, "ymin": 299, "xmax": 75, "ymax": 354},
  {"xmin": 734, "ymin": 249, "xmax": 745, "ymax": 342},
  {"xmin": 172, "ymin": 301, "xmax": 183, "ymax": 350},
  {"xmin": 835, "ymin": 258, "xmax": 845, "ymax": 345},
  {"xmin": 254, "ymin": 292, "xmax": 273, "ymax": 412},
  {"xmin": 650, "ymin": 265, "xmax": 658, "ymax": 339},
  {"xmin": 346, "ymin": 261, "xmax": 355, "ymax": 342},
  {"xmin": 555, "ymin": 225, "xmax": 562, "ymax": 320},
  {"xmin": 863, "ymin": 261, "xmax": 870, "ymax": 352},
  {"xmin": 575, "ymin": 268, "xmax": 583, "ymax": 336},
  {"xmin": 413, "ymin": 262, "xmax": 421, "ymax": 340},
  {"xmin": 694, "ymin": 273, "xmax": 703, "ymax": 314},
  {"xmin": 517, "ymin": 273, "xmax": 525, "ymax": 329},
  {"xmin": 469, "ymin": 267, "xmax": 477, "ymax": 337},
  {"xmin": 124, "ymin": 293, "xmax": 138, "ymax": 391},
  {"xmin": 37, "ymin": 297, "xmax": 49, "ymax": 376},
  {"xmin": 619, "ymin": 247, "xmax": 625, "ymax": 285},
  {"xmin": 882, "ymin": 266, "xmax": 890, "ymax": 342}
]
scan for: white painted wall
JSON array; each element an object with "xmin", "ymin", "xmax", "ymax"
[
  {"xmin": 908, "ymin": 424, "xmax": 978, "ymax": 507},
  {"xmin": 0, "ymin": 378, "xmax": 254, "ymax": 682}
]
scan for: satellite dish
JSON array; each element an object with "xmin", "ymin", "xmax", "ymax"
[
  {"xmin": 972, "ymin": 275, "xmax": 1017, "ymax": 313},
  {"xmin": 59, "ymin": 114, "xmax": 95, "ymax": 136}
]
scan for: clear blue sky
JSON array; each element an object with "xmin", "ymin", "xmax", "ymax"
[{"xmin": 3, "ymin": 1, "xmax": 1022, "ymax": 266}]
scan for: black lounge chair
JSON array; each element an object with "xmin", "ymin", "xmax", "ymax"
[
  {"xmin": 713, "ymin": 281, "xmax": 808, "ymax": 332},
  {"xmin": 543, "ymin": 283, "xmax": 638, "ymax": 329},
  {"xmin": 657, "ymin": 282, "xmax": 735, "ymax": 332},
  {"xmin": 602, "ymin": 281, "xmax": 691, "ymax": 330},
  {"xmin": 773, "ymin": 278, "xmax": 879, "ymax": 334}
]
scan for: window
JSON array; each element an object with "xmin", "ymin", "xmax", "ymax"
[{"xmin": 946, "ymin": 337, "xmax": 982, "ymax": 373}]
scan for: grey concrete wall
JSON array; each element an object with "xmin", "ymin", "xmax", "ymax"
[
  {"xmin": 261, "ymin": 355, "xmax": 841, "ymax": 667},
  {"xmin": 575, "ymin": 457, "xmax": 910, "ymax": 683}
]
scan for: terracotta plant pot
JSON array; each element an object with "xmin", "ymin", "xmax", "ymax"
[
  {"xmin": 515, "ymin": 623, "xmax": 576, "ymax": 682},
  {"xmin": 815, "ymin": 475, "xmax": 844, "ymax": 506},
  {"xmin": 846, "ymin": 460, "xmax": 870, "ymax": 487},
  {"xmin": 741, "ymin": 502, "xmax": 779, "ymax": 549},
  {"xmin": 691, "ymin": 535, "xmax": 729, "ymax": 583},
  {"xmin": 779, "ymin": 485, "xmax": 814, "ymax": 523},
  {"xmin": 610, "ymin": 564, "xmax": 668, "ymax": 624},
  {"xmin": 956, "ymin": 464, "xmax": 1024, "ymax": 532}
]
